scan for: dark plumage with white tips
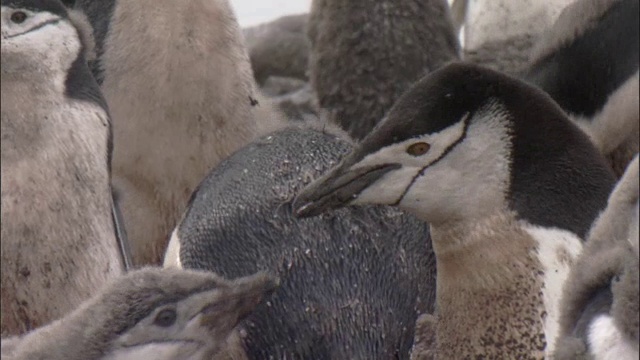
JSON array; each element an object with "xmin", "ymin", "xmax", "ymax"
[{"xmin": 165, "ymin": 124, "xmax": 436, "ymax": 359}]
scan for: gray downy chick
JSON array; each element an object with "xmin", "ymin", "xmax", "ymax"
[
  {"xmin": 1, "ymin": 0, "xmax": 122, "ymax": 336},
  {"xmin": 554, "ymin": 155, "xmax": 639, "ymax": 360},
  {"xmin": 307, "ymin": 0, "xmax": 461, "ymax": 140},
  {"xmin": 1, "ymin": 267, "xmax": 278, "ymax": 360},
  {"xmin": 73, "ymin": 0, "xmax": 285, "ymax": 266}
]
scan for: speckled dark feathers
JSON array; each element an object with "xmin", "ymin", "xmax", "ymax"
[{"xmin": 177, "ymin": 127, "xmax": 435, "ymax": 359}]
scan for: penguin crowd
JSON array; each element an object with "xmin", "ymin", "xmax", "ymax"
[{"xmin": 0, "ymin": 0, "xmax": 637, "ymax": 359}]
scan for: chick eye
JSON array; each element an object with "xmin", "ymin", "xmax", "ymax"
[
  {"xmin": 406, "ymin": 142, "xmax": 430, "ymax": 156},
  {"xmin": 10, "ymin": 11, "xmax": 27, "ymax": 24},
  {"xmin": 154, "ymin": 308, "xmax": 177, "ymax": 327}
]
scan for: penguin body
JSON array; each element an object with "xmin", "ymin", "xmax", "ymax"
[
  {"xmin": 554, "ymin": 155, "xmax": 639, "ymax": 360},
  {"xmin": 164, "ymin": 124, "xmax": 436, "ymax": 359},
  {"xmin": 1, "ymin": 0, "xmax": 122, "ymax": 336},
  {"xmin": 75, "ymin": 0, "xmax": 285, "ymax": 266},
  {"xmin": 307, "ymin": 0, "xmax": 460, "ymax": 140},
  {"xmin": 243, "ymin": 14, "xmax": 310, "ymax": 86}
]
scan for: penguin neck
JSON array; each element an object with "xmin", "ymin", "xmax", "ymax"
[
  {"xmin": 430, "ymin": 210, "xmax": 539, "ymax": 280},
  {"xmin": 0, "ymin": 58, "xmax": 62, "ymax": 90},
  {"xmin": 12, "ymin": 307, "xmax": 110, "ymax": 360},
  {"xmin": 1, "ymin": 50, "xmax": 77, "ymax": 101},
  {"xmin": 430, "ymin": 210, "xmax": 548, "ymax": 358}
]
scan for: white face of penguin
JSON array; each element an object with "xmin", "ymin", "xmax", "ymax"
[
  {"xmin": 353, "ymin": 102, "xmax": 513, "ymax": 224},
  {"xmin": 295, "ymin": 100, "xmax": 514, "ymax": 226},
  {"xmin": 1, "ymin": 4, "xmax": 80, "ymax": 74}
]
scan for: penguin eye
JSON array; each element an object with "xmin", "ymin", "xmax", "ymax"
[
  {"xmin": 406, "ymin": 142, "xmax": 430, "ymax": 156},
  {"xmin": 154, "ymin": 308, "xmax": 177, "ymax": 327},
  {"xmin": 10, "ymin": 11, "xmax": 27, "ymax": 24}
]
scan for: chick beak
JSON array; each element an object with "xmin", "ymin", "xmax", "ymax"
[{"xmin": 199, "ymin": 273, "xmax": 279, "ymax": 327}]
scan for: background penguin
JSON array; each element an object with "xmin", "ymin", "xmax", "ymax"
[
  {"xmin": 1, "ymin": 267, "xmax": 278, "ymax": 360},
  {"xmin": 243, "ymin": 14, "xmax": 318, "ymax": 123},
  {"xmin": 74, "ymin": 0, "xmax": 286, "ymax": 266},
  {"xmin": 553, "ymin": 155, "xmax": 639, "ymax": 360},
  {"xmin": 243, "ymin": 14, "xmax": 310, "ymax": 86},
  {"xmin": 307, "ymin": 0, "xmax": 461, "ymax": 140},
  {"xmin": 524, "ymin": 0, "xmax": 640, "ymax": 177},
  {"xmin": 293, "ymin": 62, "xmax": 617, "ymax": 358},
  {"xmin": 1, "ymin": 0, "xmax": 123, "ymax": 336},
  {"xmin": 462, "ymin": 0, "xmax": 575, "ymax": 49},
  {"xmin": 163, "ymin": 123, "xmax": 436, "ymax": 359},
  {"xmin": 460, "ymin": 0, "xmax": 577, "ymax": 74}
]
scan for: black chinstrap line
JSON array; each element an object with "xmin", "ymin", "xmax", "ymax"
[{"xmin": 392, "ymin": 112, "xmax": 473, "ymax": 207}]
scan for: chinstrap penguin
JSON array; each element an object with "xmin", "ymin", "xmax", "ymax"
[{"xmin": 294, "ymin": 62, "xmax": 617, "ymax": 358}]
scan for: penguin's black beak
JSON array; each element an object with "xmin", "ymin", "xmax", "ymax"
[{"xmin": 293, "ymin": 160, "xmax": 401, "ymax": 218}]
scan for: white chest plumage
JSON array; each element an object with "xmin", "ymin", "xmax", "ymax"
[{"xmin": 524, "ymin": 224, "xmax": 584, "ymax": 355}]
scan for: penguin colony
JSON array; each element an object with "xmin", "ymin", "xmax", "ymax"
[{"xmin": 0, "ymin": 0, "xmax": 638, "ymax": 359}]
